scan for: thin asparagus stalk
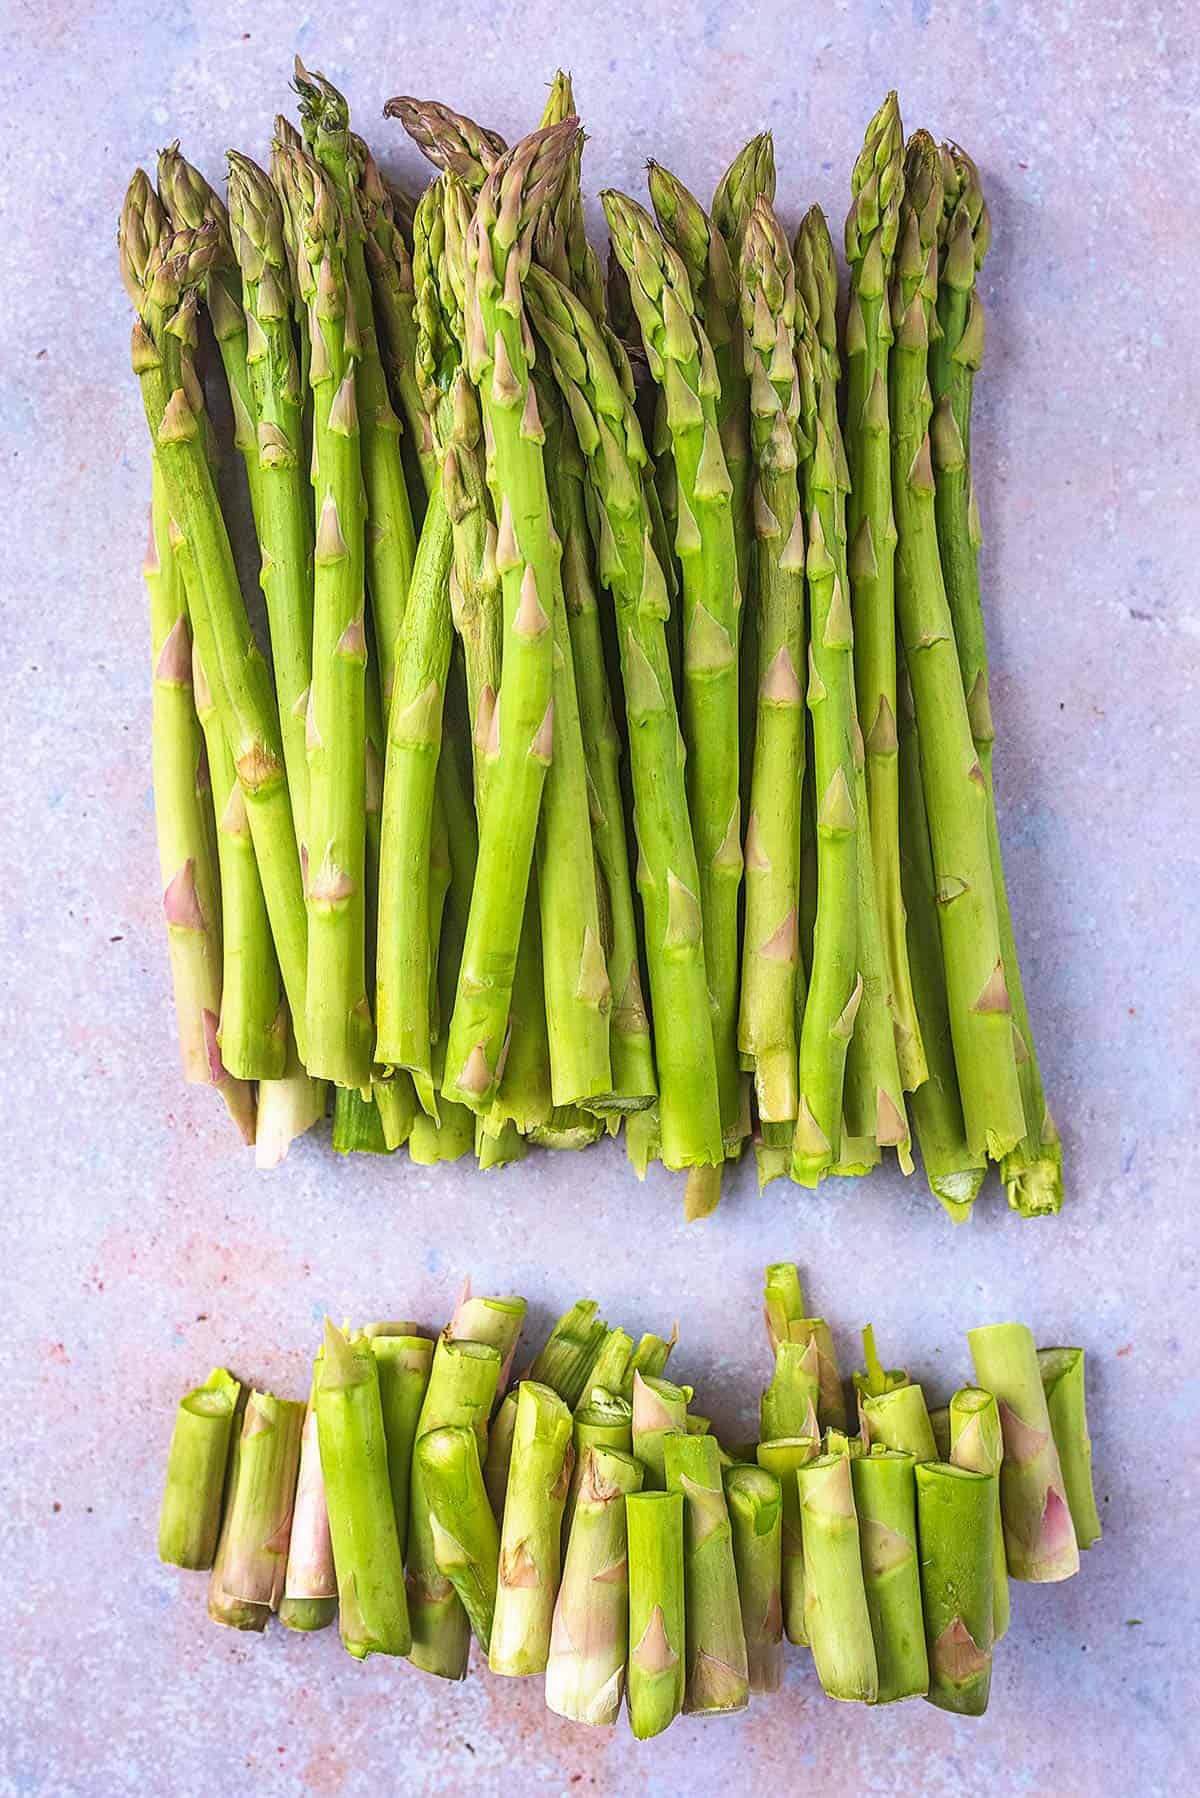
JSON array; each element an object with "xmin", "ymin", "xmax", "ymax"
[
  {"xmin": 1038, "ymin": 1348, "xmax": 1101, "ymax": 1549},
  {"xmin": 565, "ymin": 1390, "xmax": 634, "ymax": 1540},
  {"xmin": 797, "ymin": 1450, "xmax": 878, "ymax": 1702},
  {"xmin": 279, "ymin": 1388, "xmax": 337, "ymax": 1633},
  {"xmin": 664, "ymin": 1430, "xmax": 749, "ymax": 1715},
  {"xmin": 207, "ymin": 1407, "xmax": 267, "ymax": 1633},
  {"xmin": 366, "ymin": 1327, "xmax": 434, "ymax": 1556},
  {"xmin": 626, "ymin": 1490, "xmax": 687, "ymax": 1738},
  {"xmin": 929, "ymin": 1405, "xmax": 951, "ymax": 1460},
  {"xmin": 528, "ymin": 1299, "xmax": 610, "ymax": 1407},
  {"xmin": 417, "ymin": 1423, "xmax": 501, "ymax": 1651},
  {"xmin": 484, "ymin": 1388, "xmax": 519, "ymax": 1515},
  {"xmin": 760, "ymin": 1340, "xmax": 820, "ymax": 1442},
  {"xmin": 850, "ymin": 1449, "xmax": 928, "ymax": 1703},
  {"xmin": 490, "ymin": 1380, "xmax": 575, "ymax": 1676},
  {"xmin": 632, "ymin": 1372, "xmax": 691, "ymax": 1491},
  {"xmin": 968, "ymin": 1321, "xmax": 1079, "ymax": 1581},
  {"xmin": 852, "ymin": 1321, "xmax": 909, "ymax": 1405},
  {"xmin": 756, "ymin": 1435, "xmax": 819, "ymax": 1645},
  {"xmin": 763, "ymin": 1262, "xmax": 804, "ymax": 1350},
  {"xmin": 891, "ymin": 133, "xmax": 1023, "ymax": 1161},
  {"xmin": 215, "ymin": 1388, "xmax": 304, "ymax": 1609},
  {"xmin": 535, "ymin": 70, "xmax": 606, "ymax": 322},
  {"xmin": 766, "ymin": 1299, "xmax": 847, "ymax": 1433},
  {"xmin": 949, "ymin": 1385, "xmax": 1011, "ymax": 1641},
  {"xmin": 158, "ymin": 1366, "xmax": 241, "ymax": 1569},
  {"xmin": 915, "ymin": 1461, "xmax": 996, "ymax": 1715},
  {"xmin": 724, "ymin": 1462, "xmax": 784, "ymax": 1695},
  {"xmin": 931, "ymin": 142, "xmax": 1062, "ymax": 1214},
  {"xmin": 546, "ymin": 1445, "xmax": 644, "ymax": 1723}
]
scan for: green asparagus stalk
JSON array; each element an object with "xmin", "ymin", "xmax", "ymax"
[
  {"xmin": 852, "ymin": 1321, "xmax": 908, "ymax": 1403},
  {"xmin": 577, "ymin": 1329, "xmax": 635, "ymax": 1406},
  {"xmin": 446, "ymin": 1284, "xmax": 527, "ymax": 1391},
  {"xmin": 214, "ymin": 1388, "xmax": 304, "ymax": 1609},
  {"xmin": 408, "ymin": 1101, "xmax": 475, "ymax": 1164},
  {"xmin": 366, "ymin": 1327, "xmax": 434, "ymax": 1557},
  {"xmin": 331, "ymin": 1083, "xmax": 392, "ymax": 1153},
  {"xmin": 760, "ymin": 1339, "xmax": 820, "ymax": 1442},
  {"xmin": 824, "ymin": 1427, "xmax": 865, "ymax": 1458},
  {"xmin": 490, "ymin": 1380, "xmax": 574, "ymax": 1675},
  {"xmin": 159, "ymin": 1366, "xmax": 241, "ymax": 1569},
  {"xmin": 626, "ymin": 1490, "xmax": 687, "ymax": 1738},
  {"xmin": 931, "ymin": 142, "xmax": 1062, "ymax": 1214},
  {"xmin": 407, "ymin": 1336, "xmax": 502, "ymax": 1677},
  {"xmin": 546, "ymin": 1445, "xmax": 644, "ymax": 1723},
  {"xmin": 724, "ymin": 1462, "xmax": 784, "ymax": 1694},
  {"xmin": 860, "ymin": 1376, "xmax": 938, "ymax": 1461},
  {"xmin": 632, "ymin": 1372, "xmax": 691, "ymax": 1491},
  {"xmin": 535, "ymin": 71, "xmax": 606, "ymax": 322},
  {"xmin": 968, "ymin": 1322, "xmax": 1079, "ymax": 1581},
  {"xmin": 255, "ymin": 1034, "xmax": 325, "ymax": 1167},
  {"xmin": 763, "ymin": 1288, "xmax": 847, "ymax": 1432},
  {"xmin": 528, "ymin": 1299, "xmax": 610, "ymax": 1407},
  {"xmin": 565, "ymin": 1390, "xmax": 634, "ymax": 1540},
  {"xmin": 417, "ymin": 1423, "xmax": 501, "ymax": 1651},
  {"xmin": 763, "ymin": 1262, "xmax": 804, "ymax": 1350},
  {"xmin": 627, "ymin": 1331, "xmax": 677, "ymax": 1392},
  {"xmin": 603, "ymin": 188, "xmax": 744, "ymax": 1165},
  {"xmin": 948, "ymin": 1386, "xmax": 1011, "ymax": 1640},
  {"xmin": 279, "ymin": 1391, "xmax": 337, "ymax": 1632},
  {"xmin": 797, "ymin": 1450, "xmax": 878, "ymax": 1702},
  {"xmin": 850, "ymin": 1449, "xmax": 928, "ymax": 1703},
  {"xmin": 736, "ymin": 196, "xmax": 807, "ymax": 1125},
  {"xmin": 484, "ymin": 1388, "xmax": 519, "ymax": 1515},
  {"xmin": 915, "ymin": 1461, "xmax": 995, "ymax": 1715},
  {"xmin": 891, "ymin": 133, "xmax": 1023, "ymax": 1161},
  {"xmin": 664, "ymin": 1430, "xmax": 749, "ymax": 1714},
  {"xmin": 929, "ymin": 1405, "xmax": 951, "ymax": 1460},
  {"xmin": 207, "ymin": 1409, "xmax": 267, "ymax": 1632},
  {"xmin": 1038, "ymin": 1348, "xmax": 1101, "ymax": 1549},
  {"xmin": 844, "ymin": 95, "xmax": 926, "ymax": 1091},
  {"xmin": 384, "ymin": 95, "xmax": 507, "ymax": 190},
  {"xmin": 756, "ymin": 1434, "xmax": 819, "ymax": 1645},
  {"xmin": 476, "ymin": 1117, "xmax": 528, "ymax": 1170}
]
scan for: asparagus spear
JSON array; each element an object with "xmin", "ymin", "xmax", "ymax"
[
  {"xmin": 948, "ymin": 1386, "xmax": 1011, "ymax": 1641},
  {"xmin": 760, "ymin": 1340, "xmax": 820, "ymax": 1443},
  {"xmin": 384, "ymin": 95, "xmax": 507, "ymax": 189},
  {"xmin": 756, "ymin": 1435, "xmax": 819, "ymax": 1645},
  {"xmin": 213, "ymin": 1388, "xmax": 304, "ymax": 1609},
  {"xmin": 968, "ymin": 1322, "xmax": 1079, "ymax": 1581},
  {"xmin": 417, "ymin": 1423, "xmax": 501, "ymax": 1651},
  {"xmin": 891, "ymin": 133, "xmax": 1023, "ymax": 1161},
  {"xmin": 763, "ymin": 1262, "xmax": 804, "ymax": 1349},
  {"xmin": 603, "ymin": 189, "xmax": 744, "ymax": 1165},
  {"xmin": 490, "ymin": 1380, "xmax": 575, "ymax": 1675},
  {"xmin": 736, "ymin": 196, "xmax": 807, "ymax": 1126},
  {"xmin": 546, "ymin": 1445, "xmax": 644, "ymax": 1723},
  {"xmin": 367, "ymin": 1327, "xmax": 434, "ymax": 1557},
  {"xmin": 1037, "ymin": 1347, "xmax": 1101, "ymax": 1549},
  {"xmin": 279, "ymin": 1390, "xmax": 337, "ymax": 1632},
  {"xmin": 931, "ymin": 143, "xmax": 1062, "ymax": 1214},
  {"xmin": 535, "ymin": 70, "xmax": 606, "ymax": 322},
  {"xmin": 797, "ymin": 1450, "xmax": 878, "ymax": 1702},
  {"xmin": 664, "ymin": 1430, "xmax": 749, "ymax": 1714},
  {"xmin": 724, "ymin": 1462, "xmax": 784, "ymax": 1694},
  {"xmin": 159, "ymin": 1367, "xmax": 241, "ymax": 1569},
  {"xmin": 408, "ymin": 1102, "xmax": 475, "ymax": 1164},
  {"xmin": 565, "ymin": 1390, "xmax": 634, "ymax": 1540},
  {"xmin": 528, "ymin": 1299, "xmax": 610, "ymax": 1407},
  {"xmin": 626, "ymin": 1490, "xmax": 687, "ymax": 1738},
  {"xmin": 915, "ymin": 1461, "xmax": 995, "ymax": 1715},
  {"xmin": 632, "ymin": 1372, "xmax": 690, "ymax": 1492},
  {"xmin": 844, "ymin": 95, "xmax": 926, "ymax": 1091},
  {"xmin": 712, "ymin": 132, "xmax": 776, "ymax": 261},
  {"xmin": 851, "ymin": 1449, "xmax": 928, "ymax": 1703}
]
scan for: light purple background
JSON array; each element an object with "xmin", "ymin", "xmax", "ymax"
[{"xmin": 3, "ymin": 2, "xmax": 1196, "ymax": 1793}]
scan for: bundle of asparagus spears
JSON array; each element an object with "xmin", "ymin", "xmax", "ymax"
[
  {"xmin": 160, "ymin": 1262, "xmax": 1100, "ymax": 1726},
  {"xmin": 123, "ymin": 64, "xmax": 1061, "ymax": 1220}
]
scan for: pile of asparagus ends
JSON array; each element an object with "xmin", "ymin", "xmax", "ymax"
[
  {"xmin": 160, "ymin": 1263, "xmax": 1100, "ymax": 1727},
  {"xmin": 123, "ymin": 65, "xmax": 1061, "ymax": 1220}
]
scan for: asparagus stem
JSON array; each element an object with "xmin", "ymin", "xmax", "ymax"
[
  {"xmin": 207, "ymin": 1404, "xmax": 268, "ymax": 1633},
  {"xmin": 766, "ymin": 1307, "xmax": 847, "ymax": 1433},
  {"xmin": 797, "ymin": 1451, "xmax": 878, "ymax": 1702},
  {"xmin": 418, "ymin": 1423, "xmax": 501, "ymax": 1651},
  {"xmin": 366, "ymin": 1328, "xmax": 434, "ymax": 1557},
  {"xmin": 484, "ymin": 1388, "xmax": 519, "ymax": 1516},
  {"xmin": 255, "ymin": 1033, "xmax": 325, "ymax": 1168},
  {"xmin": 915, "ymin": 1461, "xmax": 995, "ymax": 1715},
  {"xmin": 860, "ymin": 1381, "xmax": 938, "ymax": 1461},
  {"xmin": 445, "ymin": 1285, "xmax": 527, "ymax": 1391},
  {"xmin": 565, "ymin": 1390, "xmax": 634, "ymax": 1540},
  {"xmin": 949, "ymin": 1386, "xmax": 1011, "ymax": 1640},
  {"xmin": 632, "ymin": 1372, "xmax": 690, "ymax": 1492},
  {"xmin": 760, "ymin": 1340, "xmax": 820, "ymax": 1442},
  {"xmin": 331, "ymin": 1083, "xmax": 392, "ymax": 1153},
  {"xmin": 626, "ymin": 1331, "xmax": 677, "ymax": 1393},
  {"xmin": 528, "ymin": 1299, "xmax": 610, "ymax": 1408},
  {"xmin": 215, "ymin": 1388, "xmax": 304, "ymax": 1609},
  {"xmin": 1038, "ymin": 1348, "xmax": 1101, "ymax": 1550},
  {"xmin": 626, "ymin": 1490, "xmax": 687, "ymax": 1738},
  {"xmin": 476, "ymin": 1116, "xmax": 528, "ymax": 1170},
  {"xmin": 929, "ymin": 1405, "xmax": 951, "ymax": 1460},
  {"xmin": 724, "ymin": 1463, "xmax": 784, "ymax": 1694},
  {"xmin": 408, "ymin": 1099, "xmax": 475, "ymax": 1163},
  {"xmin": 577, "ymin": 1329, "xmax": 635, "ymax": 1407},
  {"xmin": 756, "ymin": 1435, "xmax": 820, "ymax": 1645},
  {"xmin": 968, "ymin": 1322, "xmax": 1079, "ymax": 1582},
  {"xmin": 851, "ymin": 1449, "xmax": 928, "ymax": 1703},
  {"xmin": 546, "ymin": 1445, "xmax": 644, "ymax": 1723},
  {"xmin": 279, "ymin": 1390, "xmax": 337, "ymax": 1632},
  {"xmin": 763, "ymin": 1262, "xmax": 804, "ymax": 1351},
  {"xmin": 664, "ymin": 1430, "xmax": 749, "ymax": 1715},
  {"xmin": 158, "ymin": 1366, "xmax": 241, "ymax": 1569},
  {"xmin": 385, "ymin": 95, "xmax": 508, "ymax": 191},
  {"xmin": 490, "ymin": 1380, "xmax": 574, "ymax": 1676}
]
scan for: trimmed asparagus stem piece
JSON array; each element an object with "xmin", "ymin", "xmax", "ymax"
[
  {"xmin": 897, "ymin": 661, "xmax": 987, "ymax": 1217},
  {"xmin": 484, "ymin": 1388, "xmax": 518, "ymax": 1516},
  {"xmin": 446, "ymin": 1285, "xmax": 527, "ymax": 1392},
  {"xmin": 844, "ymin": 94, "xmax": 926, "ymax": 1091},
  {"xmin": 407, "ymin": 1336, "xmax": 502, "ymax": 1677},
  {"xmin": 207, "ymin": 1408, "xmax": 268, "ymax": 1633},
  {"xmin": 315, "ymin": 1322, "xmax": 410, "ymax": 1658},
  {"xmin": 216, "ymin": 1388, "xmax": 304, "ymax": 1608},
  {"xmin": 824, "ymin": 1428, "xmax": 864, "ymax": 1458},
  {"xmin": 565, "ymin": 1391, "xmax": 634, "ymax": 1541},
  {"xmin": 797, "ymin": 1451, "xmax": 878, "ymax": 1703},
  {"xmin": 331, "ymin": 1083, "xmax": 392, "ymax": 1153},
  {"xmin": 930, "ymin": 143, "xmax": 1062, "ymax": 1214},
  {"xmin": 929, "ymin": 1406, "xmax": 951, "ymax": 1461},
  {"xmin": 763, "ymin": 1262, "xmax": 804, "ymax": 1351},
  {"xmin": 949, "ymin": 1386, "xmax": 1011, "ymax": 1641},
  {"xmin": 724, "ymin": 1463, "xmax": 784, "ymax": 1694},
  {"xmin": 852, "ymin": 1321, "xmax": 908, "ymax": 1403},
  {"xmin": 490, "ymin": 1380, "xmax": 574, "ymax": 1676},
  {"xmin": 417, "ymin": 1424, "xmax": 501, "ymax": 1651},
  {"xmin": 851, "ymin": 1449, "xmax": 928, "ymax": 1703},
  {"xmin": 760, "ymin": 1340, "xmax": 820, "ymax": 1442},
  {"xmin": 756, "ymin": 1435, "xmax": 819, "ymax": 1645},
  {"xmin": 632, "ymin": 1372, "xmax": 690, "ymax": 1492},
  {"xmin": 280, "ymin": 1391, "xmax": 337, "ymax": 1633},
  {"xmin": 625, "ymin": 1106, "xmax": 662, "ymax": 1180},
  {"xmin": 577, "ymin": 1330, "xmax": 635, "ymax": 1407},
  {"xmin": 528, "ymin": 1299, "xmax": 610, "ymax": 1408},
  {"xmin": 366, "ymin": 1329, "xmax": 434, "ymax": 1556},
  {"xmin": 968, "ymin": 1322, "xmax": 1079, "ymax": 1582},
  {"xmin": 256, "ymin": 1033, "xmax": 325, "ymax": 1168},
  {"xmin": 546, "ymin": 1445, "xmax": 644, "ymax": 1723},
  {"xmin": 408, "ymin": 1101, "xmax": 475, "ymax": 1164},
  {"xmin": 861, "ymin": 1382, "xmax": 938, "ymax": 1462},
  {"xmin": 476, "ymin": 1116, "xmax": 528, "ymax": 1170},
  {"xmin": 626, "ymin": 1331, "xmax": 677, "ymax": 1392},
  {"xmin": 664, "ymin": 1430, "xmax": 749, "ymax": 1715},
  {"xmin": 524, "ymin": 265, "xmax": 722, "ymax": 1173},
  {"xmin": 891, "ymin": 134, "xmax": 1023, "ymax": 1161},
  {"xmin": 736, "ymin": 197, "xmax": 807, "ymax": 1125},
  {"xmin": 915, "ymin": 1461, "xmax": 995, "ymax": 1715},
  {"xmin": 626, "ymin": 1490, "xmax": 686, "ymax": 1738},
  {"xmin": 159, "ymin": 1367, "xmax": 241, "ymax": 1569},
  {"xmin": 1038, "ymin": 1348, "xmax": 1101, "ymax": 1550},
  {"xmin": 765, "ymin": 1303, "xmax": 847, "ymax": 1432}
]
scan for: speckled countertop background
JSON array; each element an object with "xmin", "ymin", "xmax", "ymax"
[{"xmin": 2, "ymin": 1, "xmax": 1196, "ymax": 1792}]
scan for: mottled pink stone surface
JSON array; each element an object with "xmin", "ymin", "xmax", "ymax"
[{"xmin": 2, "ymin": 1, "xmax": 1196, "ymax": 1791}]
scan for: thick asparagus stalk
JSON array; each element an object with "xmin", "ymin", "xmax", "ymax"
[
  {"xmin": 851, "ymin": 1449, "xmax": 928, "ymax": 1703},
  {"xmin": 546, "ymin": 1445, "xmax": 644, "ymax": 1723},
  {"xmin": 915, "ymin": 1460, "xmax": 995, "ymax": 1715},
  {"xmin": 664, "ymin": 1430, "xmax": 749, "ymax": 1714},
  {"xmin": 1038, "ymin": 1348, "xmax": 1101, "ymax": 1549},
  {"xmin": 626, "ymin": 1490, "xmax": 687, "ymax": 1738},
  {"xmin": 797, "ymin": 1451, "xmax": 878, "ymax": 1702},
  {"xmin": 446, "ymin": 1285, "xmax": 527, "ymax": 1392},
  {"xmin": 417, "ymin": 1423, "xmax": 501, "ymax": 1651},
  {"xmin": 724, "ymin": 1463, "xmax": 784, "ymax": 1694},
  {"xmin": 565, "ymin": 1390, "xmax": 634, "ymax": 1540},
  {"xmin": 279, "ymin": 1390, "xmax": 337, "ymax": 1633},
  {"xmin": 756, "ymin": 1435, "xmax": 819, "ymax": 1645},
  {"xmin": 490, "ymin": 1380, "xmax": 574, "ymax": 1676},
  {"xmin": 158, "ymin": 1366, "xmax": 241, "ymax": 1569},
  {"xmin": 968, "ymin": 1322, "xmax": 1079, "ymax": 1582},
  {"xmin": 760, "ymin": 1339, "xmax": 820, "ymax": 1442},
  {"xmin": 632, "ymin": 1372, "xmax": 690, "ymax": 1491},
  {"xmin": 367, "ymin": 1327, "xmax": 434, "ymax": 1557},
  {"xmin": 214, "ymin": 1388, "xmax": 304, "ymax": 1609},
  {"xmin": 949, "ymin": 1386, "xmax": 1011, "ymax": 1640}
]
